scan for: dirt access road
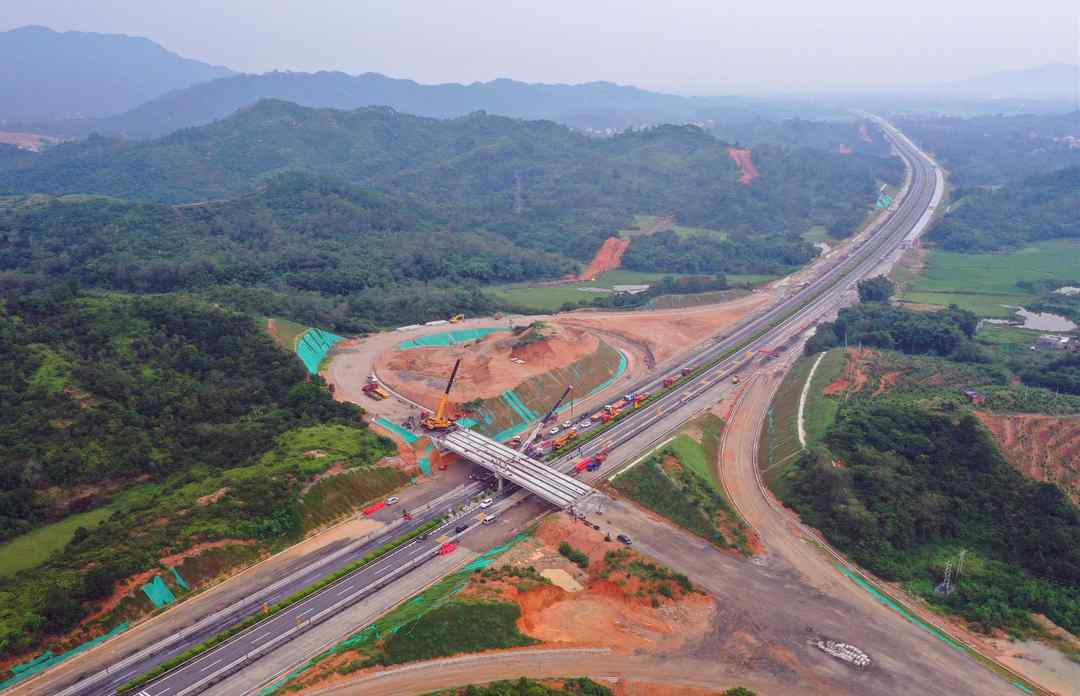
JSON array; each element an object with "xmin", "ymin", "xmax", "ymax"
[{"xmin": 717, "ymin": 370, "xmax": 1046, "ymax": 696}]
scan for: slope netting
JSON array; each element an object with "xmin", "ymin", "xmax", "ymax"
[
  {"xmin": 296, "ymin": 328, "xmax": 343, "ymax": 374},
  {"xmin": 141, "ymin": 575, "xmax": 177, "ymax": 608},
  {"xmin": 398, "ymin": 327, "xmax": 508, "ymax": 350},
  {"xmin": 0, "ymin": 622, "xmax": 129, "ymax": 692}
]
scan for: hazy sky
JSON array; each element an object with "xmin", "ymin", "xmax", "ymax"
[{"xmin": 4, "ymin": 1, "xmax": 1079, "ymax": 94}]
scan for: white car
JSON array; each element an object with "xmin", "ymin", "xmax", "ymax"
[
  {"xmin": 578, "ymin": 420, "xmax": 593, "ymax": 430},
  {"xmin": 549, "ymin": 426, "xmax": 561, "ymax": 435},
  {"xmin": 563, "ymin": 420, "xmax": 573, "ymax": 429},
  {"xmin": 386, "ymin": 496, "xmax": 400, "ymax": 505},
  {"xmin": 480, "ymin": 497, "xmax": 493, "ymax": 509}
]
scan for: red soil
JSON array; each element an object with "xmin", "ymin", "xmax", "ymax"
[
  {"xmin": 873, "ymin": 371, "xmax": 902, "ymax": 397},
  {"xmin": 378, "ymin": 325, "xmax": 599, "ymax": 406},
  {"xmin": 823, "ymin": 348, "xmax": 874, "ymax": 396},
  {"xmin": 975, "ymin": 412, "xmax": 1080, "ymax": 504},
  {"xmin": 0, "ymin": 131, "xmax": 59, "ymax": 151},
  {"xmin": 574, "ymin": 237, "xmax": 632, "ymax": 281},
  {"xmin": 727, "ymin": 147, "xmax": 759, "ymax": 184},
  {"xmin": 473, "ymin": 516, "xmax": 714, "ymax": 654}
]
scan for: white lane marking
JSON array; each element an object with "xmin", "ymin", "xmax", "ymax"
[
  {"xmin": 296, "ymin": 608, "xmax": 314, "ymax": 616},
  {"xmin": 337, "ymin": 584, "xmax": 354, "ymax": 596},
  {"xmin": 251, "ymin": 631, "xmax": 272, "ymax": 644},
  {"xmin": 200, "ymin": 658, "xmax": 222, "ymax": 672}
]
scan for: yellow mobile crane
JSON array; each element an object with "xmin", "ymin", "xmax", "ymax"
[{"xmin": 421, "ymin": 358, "xmax": 462, "ymax": 431}]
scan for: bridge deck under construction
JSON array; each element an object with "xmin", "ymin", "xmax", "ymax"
[{"xmin": 440, "ymin": 428, "xmax": 595, "ymax": 509}]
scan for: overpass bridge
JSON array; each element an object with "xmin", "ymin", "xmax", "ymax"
[{"xmin": 439, "ymin": 427, "xmax": 597, "ymax": 509}]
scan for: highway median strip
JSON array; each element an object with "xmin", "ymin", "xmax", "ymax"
[{"xmin": 116, "ymin": 516, "xmax": 445, "ymax": 694}]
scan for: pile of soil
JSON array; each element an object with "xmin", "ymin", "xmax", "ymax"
[
  {"xmin": 378, "ymin": 324, "xmax": 599, "ymax": 406},
  {"xmin": 975, "ymin": 412, "xmax": 1080, "ymax": 504},
  {"xmin": 727, "ymin": 148, "xmax": 760, "ymax": 184},
  {"xmin": 466, "ymin": 516, "xmax": 715, "ymax": 655},
  {"xmin": 560, "ymin": 294, "xmax": 770, "ymax": 365}
]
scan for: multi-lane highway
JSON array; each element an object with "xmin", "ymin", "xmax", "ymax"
[{"xmin": 50, "ymin": 116, "xmax": 943, "ymax": 696}]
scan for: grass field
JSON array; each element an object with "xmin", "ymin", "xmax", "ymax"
[
  {"xmin": 759, "ymin": 355, "xmax": 815, "ymax": 498},
  {"xmin": 614, "ymin": 415, "xmax": 749, "ymax": 553},
  {"xmin": 618, "ymin": 214, "xmax": 728, "ymax": 241},
  {"xmin": 269, "ymin": 317, "xmax": 310, "ymax": 349},
  {"xmin": 0, "ymin": 506, "xmax": 114, "ymax": 578},
  {"xmin": 802, "ymin": 225, "xmax": 830, "ymax": 243},
  {"xmin": 489, "ymin": 269, "xmax": 775, "ymax": 313},
  {"xmin": 901, "ymin": 239, "xmax": 1080, "ymax": 317},
  {"xmin": 802, "ymin": 349, "xmax": 848, "ymax": 446}
]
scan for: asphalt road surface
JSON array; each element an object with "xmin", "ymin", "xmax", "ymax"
[{"xmin": 61, "ymin": 115, "xmax": 947, "ymax": 696}]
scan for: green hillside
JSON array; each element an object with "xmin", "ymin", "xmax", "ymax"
[{"xmin": 0, "ymin": 283, "xmax": 399, "ymax": 660}]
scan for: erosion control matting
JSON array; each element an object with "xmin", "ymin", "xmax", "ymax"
[
  {"xmin": 297, "ymin": 328, "xmax": 344, "ymax": 374},
  {"xmin": 398, "ymin": 328, "xmax": 509, "ymax": 350}
]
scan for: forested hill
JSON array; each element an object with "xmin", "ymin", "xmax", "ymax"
[
  {"xmin": 0, "ymin": 99, "xmax": 901, "ymax": 240},
  {"xmin": 928, "ymin": 166, "xmax": 1080, "ymax": 252},
  {"xmin": 0, "ymin": 174, "xmax": 568, "ymax": 325},
  {"xmin": 19, "ymin": 69, "xmax": 850, "ymax": 140},
  {"xmin": 896, "ymin": 111, "xmax": 1080, "ymax": 186},
  {"xmin": 0, "ymin": 25, "xmax": 233, "ymax": 123}
]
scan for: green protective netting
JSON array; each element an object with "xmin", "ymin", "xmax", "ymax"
[
  {"xmin": 456, "ymin": 417, "xmax": 478, "ymax": 428},
  {"xmin": 141, "ymin": 575, "xmax": 177, "ymax": 608},
  {"xmin": 835, "ymin": 564, "xmax": 965, "ymax": 651},
  {"xmin": 296, "ymin": 328, "xmax": 343, "ymax": 374},
  {"xmin": 397, "ymin": 327, "xmax": 508, "ymax": 350},
  {"xmin": 374, "ymin": 417, "xmax": 418, "ymax": 443},
  {"xmin": 0, "ymin": 622, "xmax": 129, "ymax": 691},
  {"xmin": 170, "ymin": 566, "xmax": 190, "ymax": 591},
  {"xmin": 417, "ymin": 443, "xmax": 434, "ymax": 476}
]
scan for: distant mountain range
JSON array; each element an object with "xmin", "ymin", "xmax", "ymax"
[
  {"xmin": 0, "ymin": 25, "xmax": 234, "ymax": 123},
  {"xmin": 17, "ymin": 68, "xmax": 851, "ymax": 140},
  {"xmin": 935, "ymin": 63, "xmax": 1080, "ymax": 103}
]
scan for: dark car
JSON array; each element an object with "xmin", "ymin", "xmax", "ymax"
[
  {"xmin": 617, "ymin": 533, "xmax": 632, "ymax": 545},
  {"xmin": 454, "ymin": 523, "xmax": 469, "ymax": 534},
  {"xmin": 417, "ymin": 532, "xmax": 430, "ymax": 540}
]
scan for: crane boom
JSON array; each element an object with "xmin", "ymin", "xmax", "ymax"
[
  {"xmin": 421, "ymin": 358, "xmax": 461, "ymax": 431},
  {"xmin": 518, "ymin": 384, "xmax": 573, "ymax": 452}
]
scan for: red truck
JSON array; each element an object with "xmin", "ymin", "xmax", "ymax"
[{"xmin": 574, "ymin": 451, "xmax": 608, "ymax": 473}]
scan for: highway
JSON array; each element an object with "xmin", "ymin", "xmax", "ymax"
[
  {"xmin": 550, "ymin": 114, "xmax": 940, "ymax": 472},
  {"xmin": 55, "ymin": 116, "xmax": 943, "ymax": 696}
]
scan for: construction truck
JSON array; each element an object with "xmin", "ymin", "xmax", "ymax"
[
  {"xmin": 552, "ymin": 429, "xmax": 578, "ymax": 450},
  {"xmin": 449, "ymin": 314, "xmax": 465, "ymax": 324},
  {"xmin": 607, "ymin": 399, "xmax": 629, "ymax": 412},
  {"xmin": 633, "ymin": 393, "xmax": 649, "ymax": 408},
  {"xmin": 662, "ymin": 375, "xmax": 677, "ymax": 388},
  {"xmin": 574, "ymin": 451, "xmax": 607, "ymax": 474},
  {"xmin": 421, "ymin": 358, "xmax": 461, "ymax": 431},
  {"xmin": 362, "ymin": 382, "xmax": 390, "ymax": 400}
]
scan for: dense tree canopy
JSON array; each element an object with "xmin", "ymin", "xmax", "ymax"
[
  {"xmin": 928, "ymin": 166, "xmax": 1080, "ymax": 253},
  {"xmin": 804, "ymin": 303, "xmax": 977, "ymax": 357},
  {"xmin": 787, "ymin": 403, "xmax": 1080, "ymax": 634},
  {"xmin": 0, "ymin": 283, "xmax": 359, "ymax": 540}
]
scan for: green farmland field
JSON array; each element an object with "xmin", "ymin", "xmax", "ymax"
[{"xmin": 900, "ymin": 239, "xmax": 1080, "ymax": 317}]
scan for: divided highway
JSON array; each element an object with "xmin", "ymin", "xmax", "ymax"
[{"xmin": 53, "ymin": 116, "xmax": 941, "ymax": 696}]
